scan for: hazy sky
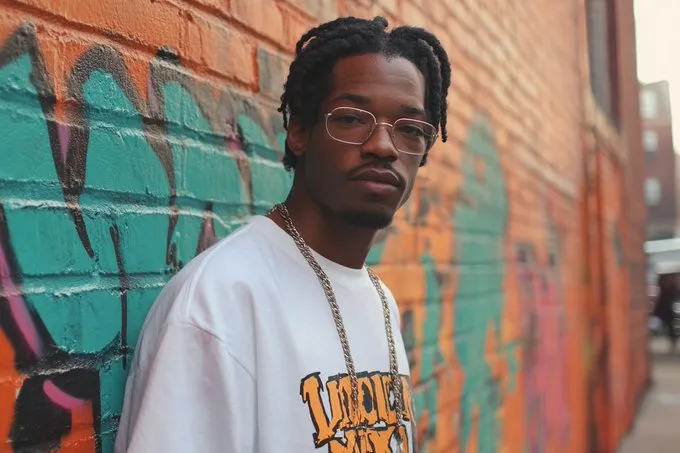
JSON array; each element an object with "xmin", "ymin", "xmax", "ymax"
[{"xmin": 635, "ymin": 0, "xmax": 680, "ymax": 149}]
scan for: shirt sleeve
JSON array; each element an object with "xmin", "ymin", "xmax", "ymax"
[{"xmin": 114, "ymin": 322, "xmax": 256, "ymax": 453}]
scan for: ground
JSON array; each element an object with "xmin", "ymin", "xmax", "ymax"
[{"xmin": 618, "ymin": 336, "xmax": 680, "ymax": 453}]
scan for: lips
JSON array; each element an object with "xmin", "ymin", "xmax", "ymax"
[{"xmin": 350, "ymin": 168, "xmax": 402, "ymax": 187}]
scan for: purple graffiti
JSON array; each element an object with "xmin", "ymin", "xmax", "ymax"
[{"xmin": 517, "ymin": 243, "xmax": 571, "ymax": 453}]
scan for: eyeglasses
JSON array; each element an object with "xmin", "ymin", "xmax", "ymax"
[{"xmin": 323, "ymin": 107, "xmax": 438, "ymax": 156}]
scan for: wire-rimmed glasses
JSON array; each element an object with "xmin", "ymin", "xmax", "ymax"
[{"xmin": 324, "ymin": 107, "xmax": 437, "ymax": 156}]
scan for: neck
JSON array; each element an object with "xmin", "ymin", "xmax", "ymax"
[{"xmin": 269, "ymin": 190, "xmax": 378, "ymax": 270}]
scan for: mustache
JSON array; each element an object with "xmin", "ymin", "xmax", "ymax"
[{"xmin": 347, "ymin": 163, "xmax": 405, "ymax": 187}]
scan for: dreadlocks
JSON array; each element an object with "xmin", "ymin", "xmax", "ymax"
[{"xmin": 278, "ymin": 16, "xmax": 451, "ymax": 170}]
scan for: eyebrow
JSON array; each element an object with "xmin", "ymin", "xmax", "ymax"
[
  {"xmin": 330, "ymin": 93, "xmax": 427, "ymax": 117},
  {"xmin": 401, "ymin": 104, "xmax": 426, "ymax": 117},
  {"xmin": 330, "ymin": 93, "xmax": 372, "ymax": 105}
]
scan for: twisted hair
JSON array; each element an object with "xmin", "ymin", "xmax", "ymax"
[{"xmin": 278, "ymin": 16, "xmax": 451, "ymax": 170}]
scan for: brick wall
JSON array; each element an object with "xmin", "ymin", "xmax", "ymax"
[{"xmin": 0, "ymin": 1, "xmax": 648, "ymax": 453}]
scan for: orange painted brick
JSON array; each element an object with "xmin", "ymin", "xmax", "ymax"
[
  {"xmin": 280, "ymin": 5, "xmax": 314, "ymax": 50},
  {"xmin": 10, "ymin": 0, "xmax": 65, "ymax": 14},
  {"xmin": 282, "ymin": 0, "xmax": 338, "ymax": 21},
  {"xmin": 279, "ymin": 0, "xmax": 311, "ymax": 16},
  {"xmin": 61, "ymin": 0, "xmax": 184, "ymax": 51},
  {"xmin": 185, "ymin": 12, "xmax": 257, "ymax": 87},
  {"xmin": 400, "ymin": 2, "xmax": 428, "ymax": 29},
  {"xmin": 427, "ymin": 1, "xmax": 450, "ymax": 28},
  {"xmin": 447, "ymin": 0, "xmax": 476, "ymax": 35},
  {"xmin": 340, "ymin": 0, "xmax": 372, "ymax": 18},
  {"xmin": 186, "ymin": 0, "xmax": 228, "ymax": 15},
  {"xmin": 377, "ymin": 0, "xmax": 399, "ymax": 16},
  {"xmin": 377, "ymin": 222, "xmax": 419, "ymax": 264},
  {"xmin": 0, "ymin": 11, "xmax": 19, "ymax": 43},
  {"xmin": 372, "ymin": 263, "xmax": 427, "ymax": 303},
  {"xmin": 231, "ymin": 0, "xmax": 285, "ymax": 44}
]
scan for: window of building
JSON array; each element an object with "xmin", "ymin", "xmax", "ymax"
[
  {"xmin": 644, "ymin": 130, "xmax": 659, "ymax": 152},
  {"xmin": 645, "ymin": 177, "xmax": 661, "ymax": 205},
  {"xmin": 641, "ymin": 89, "xmax": 658, "ymax": 119},
  {"xmin": 586, "ymin": 0, "xmax": 620, "ymax": 128}
]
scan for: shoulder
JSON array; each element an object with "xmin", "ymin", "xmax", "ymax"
[
  {"xmin": 138, "ymin": 216, "xmax": 282, "ymax": 339},
  {"xmin": 130, "ymin": 216, "xmax": 289, "ymax": 371}
]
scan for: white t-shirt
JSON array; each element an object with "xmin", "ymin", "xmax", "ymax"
[{"xmin": 114, "ymin": 215, "xmax": 417, "ymax": 453}]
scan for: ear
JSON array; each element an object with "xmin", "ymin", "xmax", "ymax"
[{"xmin": 286, "ymin": 116, "xmax": 309, "ymax": 159}]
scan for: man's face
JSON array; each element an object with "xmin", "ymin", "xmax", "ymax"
[{"xmin": 290, "ymin": 53, "xmax": 430, "ymax": 229}]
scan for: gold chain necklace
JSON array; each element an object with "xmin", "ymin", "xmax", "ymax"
[{"xmin": 271, "ymin": 203, "xmax": 405, "ymax": 452}]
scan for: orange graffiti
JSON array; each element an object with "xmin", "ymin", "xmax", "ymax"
[
  {"xmin": 0, "ymin": 330, "xmax": 24, "ymax": 450},
  {"xmin": 300, "ymin": 372, "xmax": 415, "ymax": 453}
]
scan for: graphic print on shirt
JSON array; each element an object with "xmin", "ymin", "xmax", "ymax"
[{"xmin": 300, "ymin": 371, "xmax": 415, "ymax": 453}]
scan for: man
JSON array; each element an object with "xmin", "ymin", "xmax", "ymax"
[
  {"xmin": 115, "ymin": 15, "xmax": 451, "ymax": 453},
  {"xmin": 653, "ymin": 272, "xmax": 679, "ymax": 352}
]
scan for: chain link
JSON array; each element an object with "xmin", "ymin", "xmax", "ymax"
[{"xmin": 271, "ymin": 203, "xmax": 404, "ymax": 438}]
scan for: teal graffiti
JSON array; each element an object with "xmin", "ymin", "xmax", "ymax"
[
  {"xmin": 453, "ymin": 113, "xmax": 512, "ymax": 453},
  {"xmin": 238, "ymin": 114, "xmax": 293, "ymax": 212},
  {"xmin": 412, "ymin": 250, "xmax": 446, "ymax": 451},
  {"xmin": 0, "ymin": 23, "xmax": 291, "ymax": 453}
]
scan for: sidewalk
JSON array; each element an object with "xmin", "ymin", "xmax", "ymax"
[{"xmin": 618, "ymin": 337, "xmax": 680, "ymax": 453}]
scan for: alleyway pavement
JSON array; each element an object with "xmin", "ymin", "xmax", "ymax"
[{"xmin": 618, "ymin": 337, "xmax": 680, "ymax": 453}]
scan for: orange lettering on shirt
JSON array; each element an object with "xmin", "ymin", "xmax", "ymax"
[
  {"xmin": 301, "ymin": 372, "xmax": 413, "ymax": 453},
  {"xmin": 301, "ymin": 373, "xmax": 336, "ymax": 446}
]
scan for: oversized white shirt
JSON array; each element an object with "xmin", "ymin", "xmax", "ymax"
[{"xmin": 114, "ymin": 215, "xmax": 417, "ymax": 453}]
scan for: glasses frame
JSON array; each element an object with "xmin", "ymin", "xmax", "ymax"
[{"xmin": 323, "ymin": 106, "xmax": 438, "ymax": 156}]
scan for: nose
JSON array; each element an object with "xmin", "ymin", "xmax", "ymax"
[{"xmin": 361, "ymin": 123, "xmax": 399, "ymax": 161}]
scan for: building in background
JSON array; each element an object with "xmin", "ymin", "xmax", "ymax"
[{"xmin": 640, "ymin": 80, "xmax": 677, "ymax": 240}]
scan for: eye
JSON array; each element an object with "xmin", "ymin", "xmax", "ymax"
[
  {"xmin": 330, "ymin": 114, "xmax": 367, "ymax": 126},
  {"xmin": 397, "ymin": 123, "xmax": 426, "ymax": 139}
]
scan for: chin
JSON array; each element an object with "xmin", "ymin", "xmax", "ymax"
[{"xmin": 340, "ymin": 208, "xmax": 395, "ymax": 230}]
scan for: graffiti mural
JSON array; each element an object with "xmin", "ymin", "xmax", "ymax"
[
  {"xmin": 453, "ymin": 113, "xmax": 513, "ymax": 453},
  {"xmin": 516, "ymin": 213, "xmax": 571, "ymax": 453},
  {"xmin": 603, "ymin": 176, "xmax": 633, "ymax": 448},
  {"xmin": 370, "ymin": 112, "xmax": 515, "ymax": 453},
  {"xmin": 0, "ymin": 5, "xmax": 650, "ymax": 453},
  {"xmin": 0, "ymin": 22, "xmax": 291, "ymax": 452}
]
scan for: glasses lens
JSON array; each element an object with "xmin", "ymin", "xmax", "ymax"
[
  {"xmin": 393, "ymin": 119, "xmax": 436, "ymax": 155},
  {"xmin": 326, "ymin": 108, "xmax": 375, "ymax": 144}
]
